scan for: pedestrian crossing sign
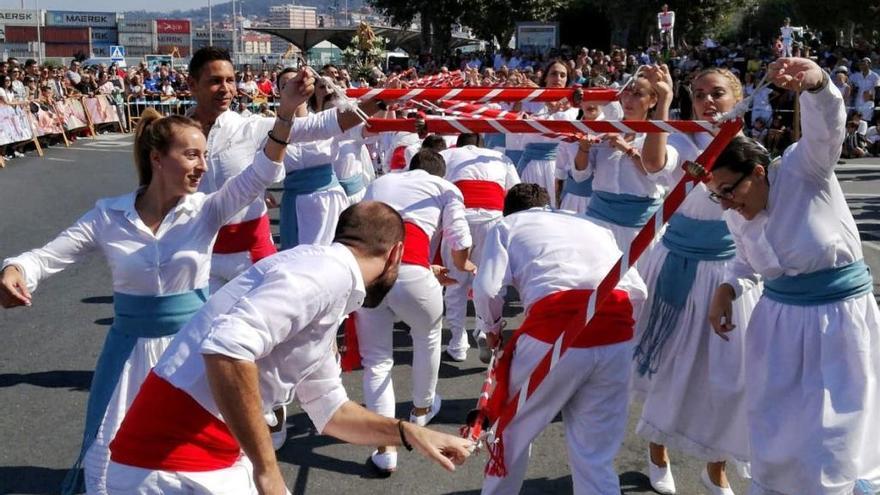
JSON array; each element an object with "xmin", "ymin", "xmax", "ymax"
[{"xmin": 110, "ymin": 45, "xmax": 125, "ymax": 61}]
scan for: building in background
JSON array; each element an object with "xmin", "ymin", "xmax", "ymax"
[
  {"xmin": 242, "ymin": 31, "xmax": 272, "ymax": 55},
  {"xmin": 269, "ymin": 4, "xmax": 318, "ymax": 54},
  {"xmin": 193, "ymin": 28, "xmax": 233, "ymax": 53},
  {"xmin": 118, "ymin": 19, "xmax": 158, "ymax": 59}
]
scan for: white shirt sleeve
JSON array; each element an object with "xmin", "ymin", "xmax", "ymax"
[
  {"xmin": 202, "ymin": 151, "xmax": 284, "ymax": 229},
  {"xmin": 473, "ymin": 222, "xmax": 511, "ymax": 334},
  {"xmin": 3, "ymin": 207, "xmax": 100, "ymax": 293},
  {"xmin": 294, "ymin": 347, "xmax": 348, "ymax": 433},
  {"xmin": 440, "ymin": 184, "xmax": 473, "ymax": 251},
  {"xmin": 722, "ymin": 215, "xmax": 762, "ymax": 298},
  {"xmin": 247, "ymin": 109, "xmax": 343, "ymax": 146},
  {"xmin": 783, "ymin": 80, "xmax": 846, "ymax": 182},
  {"xmin": 571, "ymin": 146, "xmax": 596, "ymax": 182}
]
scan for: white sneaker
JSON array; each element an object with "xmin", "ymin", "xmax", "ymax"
[
  {"xmin": 700, "ymin": 468, "xmax": 734, "ymax": 495},
  {"xmin": 445, "ymin": 347, "xmax": 468, "ymax": 362},
  {"xmin": 410, "ymin": 394, "xmax": 442, "ymax": 426},
  {"xmin": 370, "ymin": 449, "xmax": 397, "ymax": 475},
  {"xmin": 13, "ymin": 151, "xmax": 24, "ymax": 158},
  {"xmin": 445, "ymin": 328, "xmax": 469, "ymax": 362},
  {"xmin": 269, "ymin": 405, "xmax": 287, "ymax": 450},
  {"xmin": 648, "ymin": 453, "xmax": 676, "ymax": 495}
]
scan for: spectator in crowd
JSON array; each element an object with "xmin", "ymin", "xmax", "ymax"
[
  {"xmin": 66, "ymin": 60, "xmax": 82, "ymax": 86},
  {"xmin": 22, "ymin": 76, "xmax": 37, "ymax": 100},
  {"xmin": 256, "ymin": 70, "xmax": 274, "ymax": 96},
  {"xmin": 10, "ymin": 68, "xmax": 27, "ymax": 101},
  {"xmin": 766, "ymin": 113, "xmax": 790, "ymax": 155},
  {"xmin": 238, "ymin": 72, "xmax": 258, "ymax": 103},
  {"xmin": 866, "ymin": 124, "xmax": 880, "ymax": 156},
  {"xmin": 851, "ymin": 57, "xmax": 879, "ymax": 123},
  {"xmin": 750, "ymin": 117, "xmax": 769, "ymax": 146},
  {"xmin": 843, "ymin": 119, "xmax": 870, "ymax": 158},
  {"xmin": 127, "ymin": 74, "xmax": 145, "ymax": 98},
  {"xmin": 76, "ymin": 72, "xmax": 98, "ymax": 97},
  {"xmin": 833, "ymin": 66, "xmax": 852, "ymax": 102},
  {"xmin": 0, "ymin": 75, "xmax": 12, "ymax": 104}
]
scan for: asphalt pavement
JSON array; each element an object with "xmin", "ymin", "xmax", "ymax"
[{"xmin": 1, "ymin": 134, "xmax": 878, "ymax": 494}]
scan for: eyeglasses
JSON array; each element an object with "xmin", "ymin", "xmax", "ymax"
[{"xmin": 708, "ymin": 172, "xmax": 749, "ymax": 203}]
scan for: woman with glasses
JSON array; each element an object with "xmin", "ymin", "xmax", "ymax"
[
  {"xmin": 633, "ymin": 68, "xmax": 760, "ymax": 495},
  {"xmin": 709, "ymin": 57, "xmax": 880, "ymax": 495}
]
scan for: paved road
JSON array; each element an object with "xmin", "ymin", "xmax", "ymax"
[{"xmin": 1, "ymin": 134, "xmax": 878, "ymax": 494}]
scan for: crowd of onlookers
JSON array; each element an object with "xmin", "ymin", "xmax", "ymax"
[{"xmin": 2, "ymin": 26, "xmax": 879, "ymax": 161}]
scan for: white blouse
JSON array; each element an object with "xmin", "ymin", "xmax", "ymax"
[
  {"xmin": 724, "ymin": 82, "xmax": 858, "ymax": 297},
  {"xmin": 573, "ymin": 134, "xmax": 679, "ymax": 198},
  {"xmin": 4, "ymin": 152, "xmax": 283, "ymax": 296},
  {"xmin": 667, "ymin": 132, "xmax": 729, "ymax": 221}
]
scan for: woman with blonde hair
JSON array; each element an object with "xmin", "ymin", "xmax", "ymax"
[
  {"xmin": 1, "ymin": 95, "xmax": 300, "ymax": 494},
  {"xmin": 633, "ymin": 67, "xmax": 760, "ymax": 495}
]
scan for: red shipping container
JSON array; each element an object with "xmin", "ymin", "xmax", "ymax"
[
  {"xmin": 4, "ymin": 26, "xmax": 90, "ymax": 44},
  {"xmin": 45, "ymin": 43, "xmax": 91, "ymax": 58},
  {"xmin": 156, "ymin": 19, "xmax": 191, "ymax": 34}
]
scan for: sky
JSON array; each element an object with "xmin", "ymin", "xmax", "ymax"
[{"xmin": 0, "ymin": 0, "xmax": 210, "ymax": 12}]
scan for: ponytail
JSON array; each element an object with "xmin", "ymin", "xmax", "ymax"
[{"xmin": 133, "ymin": 108, "xmax": 201, "ymax": 186}]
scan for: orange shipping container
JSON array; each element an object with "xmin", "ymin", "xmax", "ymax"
[{"xmin": 45, "ymin": 43, "xmax": 91, "ymax": 58}]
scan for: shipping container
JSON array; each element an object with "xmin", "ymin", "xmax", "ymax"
[
  {"xmin": 2, "ymin": 42, "xmax": 36, "ymax": 57},
  {"xmin": 156, "ymin": 19, "xmax": 191, "ymax": 34},
  {"xmin": 45, "ymin": 10, "xmax": 116, "ymax": 28},
  {"xmin": 193, "ymin": 39, "xmax": 233, "ymax": 52},
  {"xmin": 156, "ymin": 33, "xmax": 190, "ymax": 45},
  {"xmin": 91, "ymin": 27, "xmax": 118, "ymax": 44},
  {"xmin": 0, "ymin": 9, "xmax": 41, "ymax": 26},
  {"xmin": 45, "ymin": 42, "xmax": 91, "ymax": 58},
  {"xmin": 118, "ymin": 19, "xmax": 155, "ymax": 33},
  {"xmin": 5, "ymin": 26, "xmax": 90, "ymax": 44},
  {"xmin": 123, "ymin": 45, "xmax": 155, "ymax": 57},
  {"xmin": 193, "ymin": 29, "xmax": 233, "ymax": 41},
  {"xmin": 118, "ymin": 32, "xmax": 154, "ymax": 47}
]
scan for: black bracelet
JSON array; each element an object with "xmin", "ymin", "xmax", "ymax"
[
  {"xmin": 266, "ymin": 130, "xmax": 288, "ymax": 146},
  {"xmin": 807, "ymin": 70, "xmax": 829, "ymax": 94},
  {"xmin": 397, "ymin": 420, "xmax": 413, "ymax": 451}
]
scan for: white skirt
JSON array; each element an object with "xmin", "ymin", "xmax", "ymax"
[
  {"xmin": 746, "ymin": 293, "xmax": 880, "ymax": 495},
  {"xmin": 633, "ymin": 242, "xmax": 760, "ymax": 463},
  {"xmin": 83, "ymin": 335, "xmax": 175, "ymax": 495},
  {"xmin": 520, "ymin": 159, "xmax": 558, "ymax": 208},
  {"xmin": 559, "ymin": 193, "xmax": 589, "ymax": 215}
]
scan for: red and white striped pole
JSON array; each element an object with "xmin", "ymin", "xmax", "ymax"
[
  {"xmin": 364, "ymin": 116, "xmax": 717, "ymax": 135},
  {"xmin": 347, "ymin": 87, "xmax": 618, "ymax": 103},
  {"xmin": 462, "ymin": 120, "xmax": 743, "ymax": 459}
]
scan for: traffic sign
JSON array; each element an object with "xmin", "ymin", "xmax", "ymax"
[{"xmin": 110, "ymin": 45, "xmax": 125, "ymax": 61}]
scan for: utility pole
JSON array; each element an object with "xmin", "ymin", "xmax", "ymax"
[
  {"xmin": 231, "ymin": 0, "xmax": 236, "ymax": 61},
  {"xmin": 208, "ymin": 0, "xmax": 213, "ymax": 45}
]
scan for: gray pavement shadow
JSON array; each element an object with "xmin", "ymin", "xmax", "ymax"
[
  {"xmin": 81, "ymin": 295, "xmax": 113, "ymax": 304},
  {"xmin": 0, "ymin": 370, "xmax": 92, "ymax": 391},
  {"xmin": 619, "ymin": 470, "xmax": 656, "ymax": 493},
  {"xmin": 0, "ymin": 466, "xmax": 68, "ymax": 494},
  {"xmin": 446, "ymin": 475, "xmax": 574, "ymax": 494}
]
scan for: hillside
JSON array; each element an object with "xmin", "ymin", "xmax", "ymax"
[{"xmin": 124, "ymin": 0, "xmax": 366, "ymax": 21}]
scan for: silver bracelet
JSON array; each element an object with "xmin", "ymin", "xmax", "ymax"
[{"xmin": 275, "ymin": 113, "xmax": 293, "ymax": 125}]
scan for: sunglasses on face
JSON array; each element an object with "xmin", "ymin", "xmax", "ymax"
[{"xmin": 708, "ymin": 172, "xmax": 749, "ymax": 203}]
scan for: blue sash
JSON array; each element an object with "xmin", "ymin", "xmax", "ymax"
[
  {"xmin": 338, "ymin": 173, "xmax": 366, "ymax": 197},
  {"xmin": 561, "ymin": 172, "xmax": 593, "ymax": 198},
  {"xmin": 586, "ymin": 190, "xmax": 662, "ymax": 228},
  {"xmin": 62, "ymin": 289, "xmax": 207, "ymax": 494},
  {"xmin": 280, "ymin": 164, "xmax": 339, "ymax": 249},
  {"xmin": 764, "ymin": 259, "xmax": 873, "ymax": 306},
  {"xmin": 516, "ymin": 142, "xmax": 558, "ymax": 176},
  {"xmin": 634, "ymin": 214, "xmax": 735, "ymax": 376},
  {"xmin": 504, "ymin": 149, "xmax": 524, "ymax": 166},
  {"xmin": 483, "ymin": 133, "xmax": 506, "ymax": 150}
]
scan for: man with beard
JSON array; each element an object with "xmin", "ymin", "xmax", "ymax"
[{"xmin": 106, "ymin": 202, "xmax": 474, "ymax": 494}]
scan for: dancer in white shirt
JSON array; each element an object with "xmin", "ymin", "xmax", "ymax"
[
  {"xmin": 779, "ymin": 18, "xmax": 804, "ymax": 58},
  {"xmin": 475, "ymin": 184, "xmax": 646, "ymax": 495},
  {"xmin": 106, "ymin": 202, "xmax": 474, "ymax": 494},
  {"xmin": 0, "ymin": 74, "xmax": 314, "ymax": 494},
  {"xmin": 185, "ymin": 48, "xmax": 364, "ymax": 293},
  {"xmin": 577, "ymin": 66, "xmax": 679, "ymax": 255},
  {"xmin": 634, "ymin": 68, "xmax": 760, "ymax": 495},
  {"xmin": 555, "ymin": 101, "xmax": 602, "ymax": 213},
  {"xmin": 850, "ymin": 58, "xmax": 879, "ymax": 123},
  {"xmin": 439, "ymin": 134, "xmax": 520, "ymax": 362},
  {"xmin": 708, "ymin": 57, "xmax": 880, "ymax": 495},
  {"xmin": 657, "ymin": 4, "xmax": 676, "ymax": 51},
  {"xmin": 356, "ymin": 149, "xmax": 474, "ymax": 474},
  {"xmin": 515, "ymin": 59, "xmax": 580, "ymax": 207}
]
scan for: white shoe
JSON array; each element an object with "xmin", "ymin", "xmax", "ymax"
[
  {"xmin": 370, "ymin": 449, "xmax": 397, "ymax": 474},
  {"xmin": 445, "ymin": 347, "xmax": 468, "ymax": 362},
  {"xmin": 445, "ymin": 329, "xmax": 469, "ymax": 361},
  {"xmin": 270, "ymin": 405, "xmax": 287, "ymax": 450},
  {"xmin": 700, "ymin": 468, "xmax": 734, "ymax": 495},
  {"xmin": 410, "ymin": 394, "xmax": 441, "ymax": 426},
  {"xmin": 648, "ymin": 453, "xmax": 676, "ymax": 495},
  {"xmin": 475, "ymin": 331, "xmax": 491, "ymax": 364}
]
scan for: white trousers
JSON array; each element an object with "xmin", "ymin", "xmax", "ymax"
[
  {"xmin": 481, "ymin": 338, "xmax": 632, "ymax": 495},
  {"xmin": 356, "ymin": 264, "xmax": 444, "ymax": 418},
  {"xmin": 105, "ymin": 457, "xmax": 282, "ymax": 495},
  {"xmin": 441, "ymin": 213, "xmax": 501, "ymax": 355},
  {"xmin": 294, "ymin": 188, "xmax": 348, "ymax": 246}
]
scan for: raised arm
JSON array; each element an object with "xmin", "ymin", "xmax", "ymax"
[
  {"xmin": 641, "ymin": 64, "xmax": 674, "ymax": 173},
  {"xmin": 1, "ymin": 208, "xmax": 99, "ymax": 307},
  {"xmin": 772, "ymin": 58, "xmax": 845, "ymax": 181}
]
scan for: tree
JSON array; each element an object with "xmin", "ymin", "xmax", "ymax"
[
  {"xmin": 462, "ymin": 0, "xmax": 572, "ymax": 49},
  {"xmin": 369, "ymin": 0, "xmax": 468, "ymax": 56}
]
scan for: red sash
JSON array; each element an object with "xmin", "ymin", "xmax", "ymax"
[
  {"xmin": 454, "ymin": 180, "xmax": 505, "ymax": 211},
  {"xmin": 483, "ymin": 289, "xmax": 633, "ymax": 476},
  {"xmin": 213, "ymin": 214, "xmax": 277, "ymax": 263},
  {"xmin": 389, "ymin": 146, "xmax": 408, "ymax": 170},
  {"xmin": 339, "ymin": 313, "xmax": 361, "ymax": 371},
  {"xmin": 401, "ymin": 222, "xmax": 430, "ymax": 268},
  {"xmin": 109, "ymin": 371, "xmax": 241, "ymax": 472}
]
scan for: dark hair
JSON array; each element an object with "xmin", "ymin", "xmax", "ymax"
[
  {"xmin": 24, "ymin": 59, "xmax": 37, "ymax": 68},
  {"xmin": 503, "ymin": 183, "xmax": 549, "ymax": 216},
  {"xmin": 713, "ymin": 135, "xmax": 771, "ymax": 176},
  {"xmin": 188, "ymin": 46, "xmax": 232, "ymax": 81},
  {"xmin": 421, "ymin": 134, "xmax": 447, "ymax": 152},
  {"xmin": 456, "ymin": 133, "xmax": 482, "ymax": 147},
  {"xmin": 409, "ymin": 149, "xmax": 446, "ymax": 177},
  {"xmin": 134, "ymin": 108, "xmax": 202, "ymax": 186},
  {"xmin": 334, "ymin": 201, "xmax": 404, "ymax": 257},
  {"xmin": 540, "ymin": 58, "xmax": 571, "ymax": 88}
]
